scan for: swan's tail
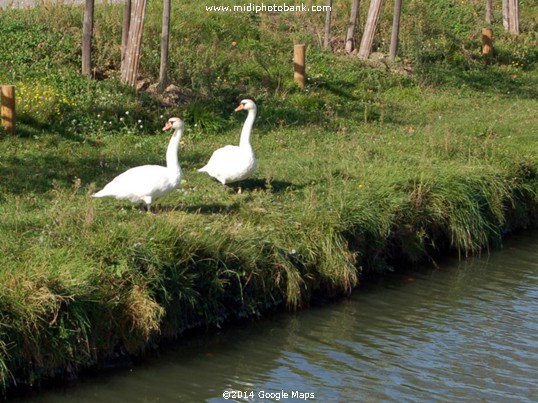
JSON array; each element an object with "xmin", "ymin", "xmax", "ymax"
[{"xmin": 92, "ymin": 189, "xmax": 109, "ymax": 198}]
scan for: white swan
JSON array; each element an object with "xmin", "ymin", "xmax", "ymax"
[
  {"xmin": 198, "ymin": 99, "xmax": 257, "ymax": 185},
  {"xmin": 93, "ymin": 117, "xmax": 184, "ymax": 211}
]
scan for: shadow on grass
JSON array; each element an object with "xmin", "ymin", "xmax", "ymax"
[
  {"xmin": 419, "ymin": 65, "xmax": 538, "ymax": 99},
  {"xmin": 13, "ymin": 114, "xmax": 91, "ymax": 144},
  {"xmin": 181, "ymin": 202, "xmax": 241, "ymax": 215},
  {"xmin": 235, "ymin": 178, "xmax": 299, "ymax": 193},
  {"xmin": 99, "ymin": 202, "xmax": 243, "ymax": 215},
  {"xmin": 194, "ymin": 177, "xmax": 301, "ymax": 194},
  {"xmin": 459, "ymin": 68, "xmax": 538, "ymax": 99},
  {"xmin": 0, "ymin": 146, "xmax": 205, "ymax": 196}
]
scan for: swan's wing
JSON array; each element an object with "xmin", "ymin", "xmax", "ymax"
[
  {"xmin": 198, "ymin": 146, "xmax": 256, "ymax": 184},
  {"xmin": 199, "ymin": 145, "xmax": 239, "ymax": 171},
  {"xmin": 94, "ymin": 165, "xmax": 174, "ymax": 200}
]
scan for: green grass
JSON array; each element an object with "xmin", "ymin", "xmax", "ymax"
[{"xmin": 1, "ymin": 0, "xmax": 537, "ymax": 390}]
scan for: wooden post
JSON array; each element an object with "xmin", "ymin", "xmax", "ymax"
[
  {"xmin": 121, "ymin": 0, "xmax": 132, "ymax": 64},
  {"xmin": 1, "ymin": 85, "xmax": 16, "ymax": 135},
  {"xmin": 482, "ymin": 28, "xmax": 493, "ymax": 61},
  {"xmin": 323, "ymin": 0, "xmax": 333, "ymax": 49},
  {"xmin": 389, "ymin": 0, "xmax": 402, "ymax": 61},
  {"xmin": 157, "ymin": 0, "xmax": 171, "ymax": 92},
  {"xmin": 345, "ymin": 0, "xmax": 360, "ymax": 53},
  {"xmin": 508, "ymin": 0, "xmax": 520, "ymax": 35},
  {"xmin": 82, "ymin": 0, "xmax": 95, "ymax": 77},
  {"xmin": 358, "ymin": 0, "xmax": 384, "ymax": 60},
  {"xmin": 294, "ymin": 44, "xmax": 306, "ymax": 89},
  {"xmin": 502, "ymin": 0, "xmax": 509, "ymax": 30},
  {"xmin": 485, "ymin": 0, "xmax": 492, "ymax": 24},
  {"xmin": 121, "ymin": 0, "xmax": 147, "ymax": 87}
]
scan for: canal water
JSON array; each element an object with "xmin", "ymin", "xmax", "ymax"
[{"xmin": 11, "ymin": 231, "xmax": 538, "ymax": 402}]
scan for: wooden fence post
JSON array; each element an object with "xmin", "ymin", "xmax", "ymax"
[
  {"xmin": 389, "ymin": 0, "xmax": 403, "ymax": 61},
  {"xmin": 82, "ymin": 0, "xmax": 95, "ymax": 77},
  {"xmin": 294, "ymin": 44, "xmax": 306, "ymax": 89},
  {"xmin": 482, "ymin": 28, "xmax": 493, "ymax": 62},
  {"xmin": 1, "ymin": 85, "xmax": 16, "ymax": 135}
]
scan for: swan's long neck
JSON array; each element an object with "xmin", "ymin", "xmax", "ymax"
[
  {"xmin": 166, "ymin": 127, "xmax": 183, "ymax": 172},
  {"xmin": 239, "ymin": 107, "xmax": 256, "ymax": 149}
]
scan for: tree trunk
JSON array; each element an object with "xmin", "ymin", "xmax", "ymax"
[
  {"xmin": 502, "ymin": 0, "xmax": 509, "ymax": 30},
  {"xmin": 82, "ymin": 0, "xmax": 94, "ymax": 77},
  {"xmin": 121, "ymin": 0, "xmax": 131, "ymax": 65},
  {"xmin": 121, "ymin": 0, "xmax": 147, "ymax": 87},
  {"xmin": 358, "ymin": 0, "xmax": 383, "ymax": 60},
  {"xmin": 158, "ymin": 0, "xmax": 171, "ymax": 91},
  {"xmin": 485, "ymin": 0, "xmax": 492, "ymax": 24},
  {"xmin": 345, "ymin": 0, "xmax": 360, "ymax": 53},
  {"xmin": 389, "ymin": 0, "xmax": 402, "ymax": 60},
  {"xmin": 508, "ymin": 0, "xmax": 520, "ymax": 35},
  {"xmin": 323, "ymin": 0, "xmax": 333, "ymax": 49}
]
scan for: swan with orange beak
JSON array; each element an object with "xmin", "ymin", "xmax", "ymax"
[{"xmin": 198, "ymin": 99, "xmax": 258, "ymax": 186}]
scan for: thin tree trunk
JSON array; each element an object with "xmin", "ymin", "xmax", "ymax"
[
  {"xmin": 323, "ymin": 0, "xmax": 333, "ymax": 49},
  {"xmin": 502, "ymin": 0, "xmax": 509, "ymax": 30},
  {"xmin": 358, "ymin": 0, "xmax": 383, "ymax": 60},
  {"xmin": 345, "ymin": 0, "xmax": 360, "ymax": 53},
  {"xmin": 389, "ymin": 0, "xmax": 402, "ymax": 60},
  {"xmin": 158, "ymin": 0, "xmax": 171, "ymax": 91},
  {"xmin": 82, "ymin": 0, "xmax": 94, "ymax": 77},
  {"xmin": 121, "ymin": 0, "xmax": 147, "ymax": 87},
  {"xmin": 508, "ymin": 0, "xmax": 520, "ymax": 35},
  {"xmin": 121, "ymin": 0, "xmax": 131, "ymax": 65},
  {"xmin": 485, "ymin": 0, "xmax": 492, "ymax": 24}
]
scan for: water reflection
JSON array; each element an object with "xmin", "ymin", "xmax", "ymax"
[{"xmin": 11, "ymin": 232, "xmax": 538, "ymax": 402}]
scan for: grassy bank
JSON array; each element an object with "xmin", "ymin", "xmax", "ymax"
[{"xmin": 1, "ymin": 0, "xmax": 537, "ymax": 390}]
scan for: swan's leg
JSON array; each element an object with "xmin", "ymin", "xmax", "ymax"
[{"xmin": 143, "ymin": 196, "xmax": 153, "ymax": 213}]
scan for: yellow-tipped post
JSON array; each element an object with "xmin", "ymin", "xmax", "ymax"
[{"xmin": 294, "ymin": 44, "xmax": 306, "ymax": 89}]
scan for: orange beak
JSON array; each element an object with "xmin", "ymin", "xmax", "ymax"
[
  {"xmin": 234, "ymin": 104, "xmax": 244, "ymax": 112},
  {"xmin": 163, "ymin": 122, "xmax": 173, "ymax": 131}
]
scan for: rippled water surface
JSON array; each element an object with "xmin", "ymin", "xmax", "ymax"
[{"xmin": 13, "ymin": 231, "xmax": 538, "ymax": 402}]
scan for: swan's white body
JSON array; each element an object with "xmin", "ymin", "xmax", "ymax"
[
  {"xmin": 93, "ymin": 118, "xmax": 184, "ymax": 210},
  {"xmin": 198, "ymin": 99, "xmax": 257, "ymax": 185}
]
